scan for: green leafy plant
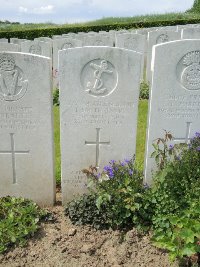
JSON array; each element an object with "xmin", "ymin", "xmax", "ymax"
[
  {"xmin": 53, "ymin": 88, "xmax": 59, "ymax": 106},
  {"xmin": 81, "ymin": 157, "xmax": 152, "ymax": 230},
  {"xmin": 0, "ymin": 196, "xmax": 47, "ymax": 254},
  {"xmin": 150, "ymin": 130, "xmax": 186, "ymax": 170},
  {"xmin": 153, "ymin": 203, "xmax": 200, "ymax": 265},
  {"xmin": 187, "ymin": 0, "xmax": 200, "ymax": 13},
  {"xmin": 150, "ymin": 131, "xmax": 200, "ymax": 264},
  {"xmin": 139, "ymin": 81, "xmax": 149, "ymax": 100},
  {"xmin": 66, "ymin": 157, "xmax": 149, "ymax": 230},
  {"xmin": 65, "ymin": 194, "xmax": 113, "ymax": 229}
]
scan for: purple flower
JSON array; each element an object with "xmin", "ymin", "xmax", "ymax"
[
  {"xmin": 196, "ymin": 146, "xmax": 200, "ymax": 151},
  {"xmin": 108, "ymin": 170, "xmax": 114, "ymax": 178},
  {"xmin": 124, "ymin": 158, "xmax": 131, "ymax": 164},
  {"xmin": 120, "ymin": 162, "xmax": 125, "ymax": 167},
  {"xmin": 103, "ymin": 165, "xmax": 114, "ymax": 178},
  {"xmin": 169, "ymin": 144, "xmax": 174, "ymax": 150},
  {"xmin": 195, "ymin": 132, "xmax": 200, "ymax": 138},
  {"xmin": 103, "ymin": 165, "xmax": 112, "ymax": 171},
  {"xmin": 129, "ymin": 169, "xmax": 133, "ymax": 176},
  {"xmin": 109, "ymin": 160, "xmax": 116, "ymax": 164}
]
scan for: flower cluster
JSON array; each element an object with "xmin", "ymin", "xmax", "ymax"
[{"xmin": 101, "ymin": 158, "xmax": 134, "ymax": 180}]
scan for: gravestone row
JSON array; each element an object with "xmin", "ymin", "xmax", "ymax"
[
  {"xmin": 2, "ymin": 24, "xmax": 200, "ymax": 88},
  {"xmin": 0, "ymin": 36, "xmax": 200, "ymax": 206}
]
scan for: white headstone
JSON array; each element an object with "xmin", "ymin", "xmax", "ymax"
[
  {"xmin": 145, "ymin": 40, "xmax": 200, "ymax": 183},
  {"xmin": 53, "ymin": 38, "xmax": 82, "ymax": 88},
  {"xmin": 59, "ymin": 47, "xmax": 142, "ymax": 204},
  {"xmin": 52, "ymin": 35, "xmax": 63, "ymax": 39},
  {"xmin": 21, "ymin": 40, "xmax": 52, "ymax": 58},
  {"xmin": 182, "ymin": 27, "xmax": 200, "ymax": 39},
  {"xmin": 0, "ymin": 43, "xmax": 20, "ymax": 52},
  {"xmin": 0, "ymin": 38, "xmax": 8, "ymax": 43},
  {"xmin": 83, "ymin": 34, "xmax": 114, "ymax": 46},
  {"xmin": 0, "ymin": 52, "xmax": 55, "ymax": 206},
  {"xmin": 34, "ymin": 37, "xmax": 52, "ymax": 43},
  {"xmin": 146, "ymin": 30, "xmax": 181, "ymax": 83},
  {"xmin": 10, "ymin": 38, "xmax": 27, "ymax": 45},
  {"xmin": 115, "ymin": 33, "xmax": 146, "ymax": 80}
]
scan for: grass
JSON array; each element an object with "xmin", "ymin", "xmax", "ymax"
[
  {"xmin": 136, "ymin": 100, "xmax": 149, "ymax": 169},
  {"xmin": 53, "ymin": 100, "xmax": 148, "ymax": 185},
  {"xmin": 0, "ymin": 9, "xmax": 199, "ymax": 32},
  {"xmin": 53, "ymin": 106, "xmax": 61, "ymax": 184},
  {"xmin": 85, "ymin": 12, "xmax": 200, "ymax": 25}
]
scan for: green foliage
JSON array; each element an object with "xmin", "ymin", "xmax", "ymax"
[
  {"xmin": 187, "ymin": 0, "xmax": 200, "ymax": 13},
  {"xmin": 1, "ymin": 17, "xmax": 200, "ymax": 39},
  {"xmin": 66, "ymin": 158, "xmax": 152, "ymax": 230},
  {"xmin": 135, "ymin": 100, "xmax": 148, "ymax": 170},
  {"xmin": 150, "ymin": 132, "xmax": 200, "ymax": 264},
  {"xmin": 139, "ymin": 82, "xmax": 149, "ymax": 100},
  {"xmin": 53, "ymin": 89, "xmax": 59, "ymax": 106},
  {"xmin": 65, "ymin": 194, "xmax": 113, "ymax": 229},
  {"xmin": 0, "ymin": 196, "xmax": 47, "ymax": 254},
  {"xmin": 66, "ymin": 130, "xmax": 200, "ymax": 264},
  {"xmin": 151, "ymin": 130, "xmax": 175, "ymax": 170},
  {"xmin": 153, "ymin": 203, "xmax": 200, "ymax": 264},
  {"xmin": 53, "ymin": 106, "xmax": 61, "ymax": 185}
]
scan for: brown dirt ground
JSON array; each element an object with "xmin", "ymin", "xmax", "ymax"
[{"xmin": 0, "ymin": 191, "xmax": 178, "ymax": 267}]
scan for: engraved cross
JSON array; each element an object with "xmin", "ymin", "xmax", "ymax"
[
  {"xmin": 85, "ymin": 128, "xmax": 110, "ymax": 168},
  {"xmin": 0, "ymin": 133, "xmax": 30, "ymax": 184},
  {"xmin": 173, "ymin": 122, "xmax": 192, "ymax": 144}
]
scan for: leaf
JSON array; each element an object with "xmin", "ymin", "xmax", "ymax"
[
  {"xmin": 96, "ymin": 196, "xmax": 103, "ymax": 210},
  {"xmin": 181, "ymin": 244, "xmax": 196, "ymax": 257},
  {"xmin": 179, "ymin": 229, "xmax": 195, "ymax": 244},
  {"xmin": 169, "ymin": 216, "xmax": 179, "ymax": 225},
  {"xmin": 169, "ymin": 252, "xmax": 178, "ymax": 262},
  {"xmin": 11, "ymin": 236, "xmax": 16, "ymax": 243}
]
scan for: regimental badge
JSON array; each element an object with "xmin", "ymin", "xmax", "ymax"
[{"xmin": 0, "ymin": 54, "xmax": 28, "ymax": 101}]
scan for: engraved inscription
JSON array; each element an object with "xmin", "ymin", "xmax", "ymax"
[
  {"xmin": 62, "ymin": 42, "xmax": 73, "ymax": 49},
  {"xmin": 177, "ymin": 51, "xmax": 200, "ymax": 90},
  {"xmin": 81, "ymin": 59, "xmax": 118, "ymax": 97},
  {"xmin": 0, "ymin": 106, "xmax": 37, "ymax": 130},
  {"xmin": 0, "ymin": 133, "xmax": 29, "ymax": 184},
  {"xmin": 0, "ymin": 55, "xmax": 28, "ymax": 101},
  {"xmin": 29, "ymin": 44, "xmax": 42, "ymax": 55},
  {"xmin": 156, "ymin": 34, "xmax": 169, "ymax": 44},
  {"xmin": 158, "ymin": 94, "xmax": 200, "ymax": 119},
  {"xmin": 63, "ymin": 171, "xmax": 87, "ymax": 188},
  {"xmin": 85, "ymin": 128, "xmax": 110, "ymax": 167},
  {"xmin": 63, "ymin": 101, "xmax": 133, "ymax": 126}
]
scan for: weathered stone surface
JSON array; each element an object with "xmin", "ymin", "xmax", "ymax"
[
  {"xmin": 0, "ymin": 43, "xmax": 20, "ymax": 52},
  {"xmin": 146, "ymin": 29, "xmax": 181, "ymax": 83},
  {"xmin": 21, "ymin": 40, "xmax": 52, "ymax": 58},
  {"xmin": 59, "ymin": 47, "xmax": 142, "ymax": 204},
  {"xmin": 145, "ymin": 40, "xmax": 200, "ymax": 183},
  {"xmin": 115, "ymin": 33, "xmax": 146, "ymax": 79},
  {"xmin": 182, "ymin": 27, "xmax": 200, "ymax": 39},
  {"xmin": 0, "ymin": 52, "xmax": 55, "ymax": 206},
  {"xmin": 83, "ymin": 34, "xmax": 114, "ymax": 46},
  {"xmin": 0, "ymin": 38, "xmax": 8, "ymax": 43},
  {"xmin": 53, "ymin": 38, "xmax": 82, "ymax": 88}
]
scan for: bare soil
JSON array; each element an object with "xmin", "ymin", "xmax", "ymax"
[{"xmin": 0, "ymin": 192, "xmax": 178, "ymax": 267}]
